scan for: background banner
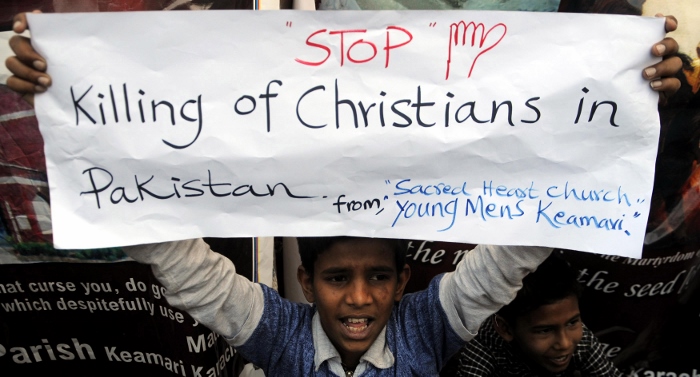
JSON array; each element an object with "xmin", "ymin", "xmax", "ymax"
[{"xmin": 0, "ymin": 261, "xmax": 247, "ymax": 377}]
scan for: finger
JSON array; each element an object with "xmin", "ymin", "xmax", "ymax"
[
  {"xmin": 643, "ymin": 55, "xmax": 682, "ymax": 80},
  {"xmin": 650, "ymin": 77, "xmax": 681, "ymax": 97},
  {"xmin": 12, "ymin": 10, "xmax": 41, "ymax": 34},
  {"xmin": 6, "ymin": 75, "xmax": 45, "ymax": 98},
  {"xmin": 656, "ymin": 86, "xmax": 680, "ymax": 106},
  {"xmin": 12, "ymin": 13, "xmax": 28, "ymax": 33},
  {"xmin": 5, "ymin": 56, "xmax": 51, "ymax": 87},
  {"xmin": 8, "ymin": 35, "xmax": 47, "ymax": 71},
  {"xmin": 656, "ymin": 14, "xmax": 678, "ymax": 33},
  {"xmin": 651, "ymin": 37, "xmax": 679, "ymax": 58}
]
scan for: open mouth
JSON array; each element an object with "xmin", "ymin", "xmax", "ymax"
[
  {"xmin": 341, "ymin": 317, "xmax": 372, "ymax": 336},
  {"xmin": 548, "ymin": 354, "xmax": 571, "ymax": 367}
]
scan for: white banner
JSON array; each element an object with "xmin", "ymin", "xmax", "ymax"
[{"xmin": 30, "ymin": 10, "xmax": 663, "ymax": 257}]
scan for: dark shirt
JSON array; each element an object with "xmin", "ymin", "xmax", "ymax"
[{"xmin": 452, "ymin": 316, "xmax": 622, "ymax": 377}]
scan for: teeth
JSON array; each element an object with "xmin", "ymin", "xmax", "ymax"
[
  {"xmin": 344, "ymin": 323, "xmax": 368, "ymax": 332},
  {"xmin": 347, "ymin": 318, "xmax": 367, "ymax": 324},
  {"xmin": 343, "ymin": 318, "xmax": 369, "ymax": 333}
]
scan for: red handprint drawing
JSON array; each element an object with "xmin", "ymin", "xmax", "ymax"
[{"xmin": 445, "ymin": 21, "xmax": 507, "ymax": 80}]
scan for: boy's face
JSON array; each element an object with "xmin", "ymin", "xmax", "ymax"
[
  {"xmin": 498, "ymin": 295, "xmax": 583, "ymax": 373},
  {"xmin": 298, "ymin": 239, "xmax": 410, "ymax": 365}
]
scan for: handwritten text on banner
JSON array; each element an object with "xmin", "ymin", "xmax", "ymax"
[{"xmin": 29, "ymin": 11, "xmax": 663, "ymax": 257}]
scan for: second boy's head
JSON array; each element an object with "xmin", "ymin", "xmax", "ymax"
[
  {"xmin": 492, "ymin": 254, "xmax": 584, "ymax": 374},
  {"xmin": 296, "ymin": 237, "xmax": 411, "ymax": 368}
]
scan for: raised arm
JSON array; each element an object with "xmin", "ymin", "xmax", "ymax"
[
  {"xmin": 439, "ymin": 245, "xmax": 553, "ymax": 341},
  {"xmin": 123, "ymin": 239, "xmax": 265, "ymax": 347}
]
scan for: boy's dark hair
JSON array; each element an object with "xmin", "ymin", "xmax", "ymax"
[
  {"xmin": 296, "ymin": 237, "xmax": 408, "ymax": 279},
  {"xmin": 497, "ymin": 252, "xmax": 583, "ymax": 325}
]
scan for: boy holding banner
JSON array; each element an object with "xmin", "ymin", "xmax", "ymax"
[
  {"xmin": 126, "ymin": 238, "xmax": 551, "ymax": 376},
  {"xmin": 4, "ymin": 11, "xmax": 683, "ymax": 377}
]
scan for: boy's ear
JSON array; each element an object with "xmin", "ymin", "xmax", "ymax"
[
  {"xmin": 393, "ymin": 264, "xmax": 411, "ymax": 301},
  {"xmin": 493, "ymin": 315, "xmax": 514, "ymax": 342},
  {"xmin": 297, "ymin": 266, "xmax": 316, "ymax": 303}
]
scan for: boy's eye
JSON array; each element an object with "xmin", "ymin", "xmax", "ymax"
[
  {"xmin": 533, "ymin": 328, "xmax": 553, "ymax": 335},
  {"xmin": 369, "ymin": 274, "xmax": 390, "ymax": 281},
  {"xmin": 326, "ymin": 275, "xmax": 347, "ymax": 283},
  {"xmin": 567, "ymin": 318, "xmax": 581, "ymax": 327}
]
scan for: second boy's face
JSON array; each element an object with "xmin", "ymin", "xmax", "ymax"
[
  {"xmin": 299, "ymin": 239, "xmax": 409, "ymax": 366},
  {"xmin": 510, "ymin": 295, "xmax": 583, "ymax": 373}
]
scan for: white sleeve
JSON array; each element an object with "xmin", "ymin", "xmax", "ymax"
[
  {"xmin": 439, "ymin": 245, "xmax": 552, "ymax": 341},
  {"xmin": 123, "ymin": 239, "xmax": 265, "ymax": 347}
]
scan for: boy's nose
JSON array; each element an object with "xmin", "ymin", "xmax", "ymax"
[
  {"xmin": 553, "ymin": 329, "xmax": 574, "ymax": 351},
  {"xmin": 345, "ymin": 279, "xmax": 373, "ymax": 307}
]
